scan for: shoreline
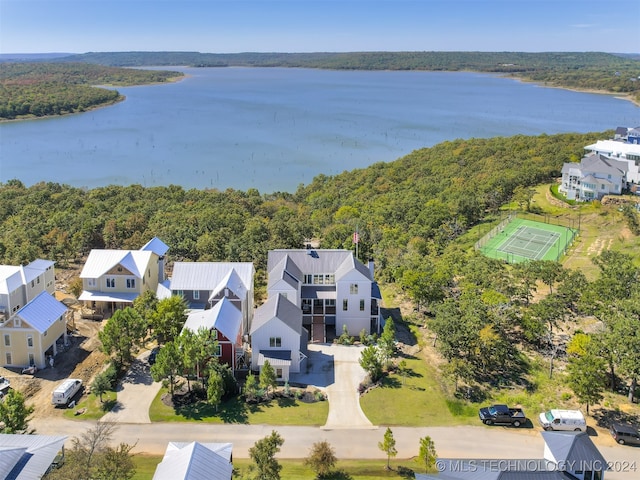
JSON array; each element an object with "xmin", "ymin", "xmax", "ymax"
[{"xmin": 0, "ymin": 74, "xmax": 186, "ymax": 124}]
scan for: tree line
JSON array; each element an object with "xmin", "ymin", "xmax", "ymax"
[{"xmin": 0, "ymin": 62, "xmax": 182, "ymax": 119}]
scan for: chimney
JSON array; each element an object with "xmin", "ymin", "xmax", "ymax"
[{"xmin": 368, "ymin": 260, "xmax": 374, "ymax": 280}]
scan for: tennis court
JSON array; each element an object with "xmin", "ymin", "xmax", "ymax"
[{"xmin": 477, "ymin": 217, "xmax": 577, "ymax": 263}]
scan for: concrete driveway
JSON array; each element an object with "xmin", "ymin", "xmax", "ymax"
[
  {"xmin": 290, "ymin": 343, "xmax": 374, "ymax": 429},
  {"xmin": 101, "ymin": 351, "xmax": 161, "ymax": 424}
]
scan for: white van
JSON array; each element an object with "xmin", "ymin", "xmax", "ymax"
[
  {"xmin": 51, "ymin": 378, "xmax": 82, "ymax": 406},
  {"xmin": 539, "ymin": 409, "xmax": 586, "ymax": 432}
]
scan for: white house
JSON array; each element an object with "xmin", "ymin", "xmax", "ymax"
[
  {"xmin": 0, "ymin": 260, "xmax": 67, "ymax": 369},
  {"xmin": 0, "ymin": 434, "xmax": 67, "ymax": 479},
  {"xmin": 418, "ymin": 431, "xmax": 607, "ymax": 480},
  {"xmin": 78, "ymin": 237, "xmax": 169, "ymax": 315},
  {"xmin": 584, "ymin": 138, "xmax": 640, "ymax": 184},
  {"xmin": 165, "ymin": 262, "xmax": 254, "ymax": 337},
  {"xmin": 152, "ymin": 442, "xmax": 233, "ymax": 480},
  {"xmin": 560, "ymin": 153, "xmax": 628, "ymax": 201},
  {"xmin": 250, "ymin": 293, "xmax": 308, "ymax": 381},
  {"xmin": 266, "ymin": 249, "xmax": 382, "ymax": 342}
]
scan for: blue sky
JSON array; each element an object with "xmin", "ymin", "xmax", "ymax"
[{"xmin": 1, "ymin": 0, "xmax": 638, "ymax": 54}]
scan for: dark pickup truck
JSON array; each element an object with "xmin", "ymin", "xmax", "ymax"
[{"xmin": 479, "ymin": 404, "xmax": 527, "ymax": 427}]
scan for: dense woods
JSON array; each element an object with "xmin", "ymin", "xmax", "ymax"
[
  {"xmin": 1, "ymin": 129, "xmax": 638, "ymax": 406},
  {"xmin": 0, "ymin": 62, "xmax": 182, "ymax": 119},
  {"xmin": 1, "ymin": 52, "xmax": 638, "ymax": 120},
  {"xmin": 66, "ymin": 51, "xmax": 640, "ymax": 102}
]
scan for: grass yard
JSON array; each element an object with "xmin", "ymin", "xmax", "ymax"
[
  {"xmin": 62, "ymin": 390, "xmax": 117, "ymax": 421},
  {"xmin": 149, "ymin": 388, "xmax": 329, "ymax": 425},
  {"xmin": 132, "ymin": 456, "xmax": 431, "ymax": 480}
]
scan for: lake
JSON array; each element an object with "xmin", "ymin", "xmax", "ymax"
[{"xmin": 0, "ymin": 67, "xmax": 638, "ymax": 193}]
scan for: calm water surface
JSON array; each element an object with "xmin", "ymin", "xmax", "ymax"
[{"xmin": 1, "ymin": 68, "xmax": 638, "ymax": 193}]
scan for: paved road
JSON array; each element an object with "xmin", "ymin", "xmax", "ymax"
[{"xmin": 28, "ymin": 345, "xmax": 640, "ymax": 479}]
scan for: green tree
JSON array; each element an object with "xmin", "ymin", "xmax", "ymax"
[
  {"xmin": 260, "ymin": 360, "xmax": 278, "ymax": 397},
  {"xmin": 91, "ymin": 371, "xmax": 112, "ymax": 403},
  {"xmin": 151, "ymin": 295, "xmax": 188, "ymax": 343},
  {"xmin": 378, "ymin": 318, "xmax": 396, "ymax": 368},
  {"xmin": 132, "ymin": 289, "xmax": 158, "ymax": 333},
  {"xmin": 378, "ymin": 427, "xmax": 397, "ymax": 470},
  {"xmin": 206, "ymin": 368, "xmax": 224, "ymax": 411},
  {"xmin": 304, "ymin": 441, "xmax": 337, "ymax": 478},
  {"xmin": 567, "ymin": 350, "xmax": 607, "ymax": 415},
  {"xmin": 150, "ymin": 341, "xmax": 183, "ymax": 396},
  {"xmin": 359, "ymin": 345, "xmax": 383, "ymax": 382},
  {"xmin": 248, "ymin": 430, "xmax": 284, "ymax": 480},
  {"xmin": 244, "ymin": 374, "xmax": 260, "ymax": 402},
  {"xmin": 99, "ymin": 307, "xmax": 147, "ymax": 366},
  {"xmin": 0, "ymin": 389, "xmax": 34, "ymax": 434},
  {"xmin": 93, "ymin": 442, "xmax": 137, "ymax": 480},
  {"xmin": 417, "ymin": 435, "xmax": 437, "ymax": 474}
]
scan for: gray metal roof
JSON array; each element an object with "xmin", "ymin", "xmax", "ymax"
[
  {"xmin": 15, "ymin": 291, "xmax": 67, "ymax": 334},
  {"xmin": 209, "ymin": 268, "xmax": 248, "ymax": 303},
  {"xmin": 541, "ymin": 431, "xmax": 607, "ymax": 471},
  {"xmin": 170, "ymin": 262, "xmax": 253, "ymax": 293},
  {"xmin": 0, "ymin": 434, "xmax": 66, "ymax": 480},
  {"xmin": 581, "ymin": 153, "xmax": 628, "ymax": 176},
  {"xmin": 251, "ymin": 293, "xmax": 302, "ymax": 335},
  {"xmin": 258, "ymin": 350, "xmax": 292, "ymax": 366},
  {"xmin": 152, "ymin": 441, "xmax": 233, "ymax": 480},
  {"xmin": 182, "ymin": 297, "xmax": 242, "ymax": 342},
  {"xmin": 268, "ymin": 249, "xmax": 353, "ymax": 275},
  {"xmin": 22, "ymin": 259, "xmax": 55, "ymax": 283}
]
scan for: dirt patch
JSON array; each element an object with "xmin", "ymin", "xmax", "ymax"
[{"xmin": 1, "ymin": 310, "xmax": 107, "ymax": 418}]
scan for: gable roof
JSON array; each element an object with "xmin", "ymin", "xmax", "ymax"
[
  {"xmin": 141, "ymin": 237, "xmax": 170, "ymax": 256},
  {"xmin": 0, "ymin": 265, "xmax": 23, "ymax": 294},
  {"xmin": 267, "ymin": 255, "xmax": 300, "ymax": 291},
  {"xmin": 182, "ymin": 297, "xmax": 242, "ymax": 342},
  {"xmin": 15, "ymin": 291, "xmax": 67, "ymax": 333},
  {"xmin": 267, "ymin": 249, "xmax": 372, "ymax": 281},
  {"xmin": 542, "ymin": 431, "xmax": 607, "ymax": 470},
  {"xmin": 580, "ymin": 153, "xmax": 628, "ymax": 176},
  {"xmin": 152, "ymin": 441, "xmax": 233, "ymax": 480},
  {"xmin": 21, "ymin": 259, "xmax": 55, "ymax": 284},
  {"xmin": 80, "ymin": 249, "xmax": 154, "ymax": 279},
  {"xmin": 251, "ymin": 293, "xmax": 302, "ymax": 336},
  {"xmin": 0, "ymin": 434, "xmax": 66, "ymax": 480},
  {"xmin": 210, "ymin": 268, "xmax": 248, "ymax": 302},
  {"xmin": 170, "ymin": 262, "xmax": 253, "ymax": 293}
]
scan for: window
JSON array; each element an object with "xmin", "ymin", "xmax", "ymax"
[
  {"xmin": 106, "ymin": 278, "xmax": 115, "ymax": 288},
  {"xmin": 5, "ymin": 352, "xmax": 11, "ymax": 365},
  {"xmin": 325, "ymin": 274, "xmax": 335, "ymax": 284},
  {"xmin": 360, "ymin": 299, "xmax": 365, "ymax": 311},
  {"xmin": 3, "ymin": 334, "xmax": 10, "ymax": 347},
  {"xmin": 343, "ymin": 299, "xmax": 348, "ymax": 311},
  {"xmin": 325, "ymin": 299, "xmax": 335, "ymax": 307},
  {"xmin": 350, "ymin": 283, "xmax": 358, "ymax": 294},
  {"xmin": 214, "ymin": 344, "xmax": 222, "ymax": 357},
  {"xmin": 28, "ymin": 353, "xmax": 35, "ymax": 366},
  {"xmin": 304, "ymin": 274, "xmax": 313, "ymax": 284},
  {"xmin": 269, "ymin": 337, "xmax": 282, "ymax": 348},
  {"xmin": 37, "ymin": 277, "xmax": 40, "ymax": 284},
  {"xmin": 276, "ymin": 368, "xmax": 283, "ymax": 378},
  {"xmin": 176, "ymin": 290, "xmax": 184, "ymax": 297},
  {"xmin": 31, "ymin": 280, "xmax": 35, "ymax": 287},
  {"xmin": 27, "ymin": 335, "xmax": 33, "ymax": 348},
  {"xmin": 302, "ymin": 299, "xmax": 312, "ymax": 314},
  {"xmin": 126, "ymin": 278, "xmax": 136, "ymax": 289},
  {"xmin": 87, "ymin": 278, "xmax": 96, "ymax": 288},
  {"xmin": 193, "ymin": 290, "xmax": 200, "ymax": 300}
]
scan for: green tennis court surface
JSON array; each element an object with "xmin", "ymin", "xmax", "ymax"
[{"xmin": 478, "ymin": 217, "xmax": 577, "ymax": 263}]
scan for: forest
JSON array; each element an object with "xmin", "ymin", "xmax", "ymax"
[
  {"xmin": 1, "ymin": 129, "xmax": 639, "ymax": 411},
  {"xmin": 0, "ymin": 62, "xmax": 182, "ymax": 119},
  {"xmin": 1, "ymin": 51, "xmax": 638, "ymax": 120},
  {"xmin": 66, "ymin": 51, "xmax": 640, "ymax": 100}
]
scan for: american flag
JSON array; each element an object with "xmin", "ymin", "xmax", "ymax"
[{"xmin": 352, "ymin": 231, "xmax": 359, "ymax": 244}]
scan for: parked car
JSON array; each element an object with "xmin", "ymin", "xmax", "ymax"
[
  {"xmin": 610, "ymin": 423, "xmax": 640, "ymax": 446},
  {"xmin": 0, "ymin": 376, "xmax": 10, "ymax": 392},
  {"xmin": 51, "ymin": 379, "xmax": 83, "ymax": 407},
  {"xmin": 148, "ymin": 347, "xmax": 160, "ymax": 365},
  {"xmin": 538, "ymin": 409, "xmax": 586, "ymax": 432},
  {"xmin": 479, "ymin": 404, "xmax": 527, "ymax": 427}
]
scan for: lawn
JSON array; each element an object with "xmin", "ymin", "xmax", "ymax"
[
  {"xmin": 132, "ymin": 456, "xmax": 429, "ymax": 480},
  {"xmin": 62, "ymin": 390, "xmax": 117, "ymax": 421},
  {"xmin": 149, "ymin": 387, "xmax": 329, "ymax": 425}
]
